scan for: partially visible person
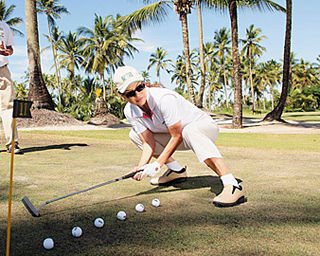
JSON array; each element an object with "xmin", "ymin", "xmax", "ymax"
[
  {"xmin": 114, "ymin": 66, "xmax": 245, "ymax": 207},
  {"xmin": 0, "ymin": 20, "xmax": 22, "ymax": 154}
]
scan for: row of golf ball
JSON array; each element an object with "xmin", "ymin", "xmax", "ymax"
[{"xmin": 43, "ymin": 198, "xmax": 161, "ymax": 250}]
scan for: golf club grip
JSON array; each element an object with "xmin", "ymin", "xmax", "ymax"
[{"xmin": 121, "ymin": 169, "xmax": 143, "ymax": 180}]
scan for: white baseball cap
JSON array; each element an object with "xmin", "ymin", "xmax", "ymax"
[{"xmin": 114, "ymin": 66, "xmax": 144, "ymax": 93}]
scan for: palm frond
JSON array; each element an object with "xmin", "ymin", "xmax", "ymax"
[
  {"xmin": 238, "ymin": 0, "xmax": 286, "ymax": 12},
  {"xmin": 121, "ymin": 1, "xmax": 171, "ymax": 32}
]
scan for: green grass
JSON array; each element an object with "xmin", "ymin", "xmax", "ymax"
[
  {"xmin": 1, "ymin": 130, "xmax": 319, "ymax": 255},
  {"xmin": 214, "ymin": 110, "xmax": 320, "ymax": 122},
  {"xmin": 244, "ymin": 111, "xmax": 320, "ymax": 122}
]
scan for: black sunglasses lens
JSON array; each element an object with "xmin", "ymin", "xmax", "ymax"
[
  {"xmin": 136, "ymin": 84, "xmax": 145, "ymax": 92},
  {"xmin": 125, "ymin": 84, "xmax": 145, "ymax": 98},
  {"xmin": 126, "ymin": 90, "xmax": 136, "ymax": 98}
]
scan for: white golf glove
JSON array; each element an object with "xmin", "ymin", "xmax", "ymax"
[{"xmin": 141, "ymin": 161, "xmax": 161, "ymax": 178}]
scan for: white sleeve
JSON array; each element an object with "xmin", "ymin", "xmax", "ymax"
[
  {"xmin": 159, "ymin": 94, "xmax": 180, "ymax": 127},
  {"xmin": 124, "ymin": 105, "xmax": 147, "ymax": 134},
  {"xmin": 128, "ymin": 117, "xmax": 147, "ymax": 134},
  {"xmin": 4, "ymin": 23, "xmax": 14, "ymax": 46}
]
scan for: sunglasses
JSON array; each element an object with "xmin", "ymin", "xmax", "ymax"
[{"xmin": 124, "ymin": 83, "xmax": 146, "ymax": 98}]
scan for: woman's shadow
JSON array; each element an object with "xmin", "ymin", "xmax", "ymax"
[{"xmin": 137, "ymin": 175, "xmax": 228, "ymax": 196}]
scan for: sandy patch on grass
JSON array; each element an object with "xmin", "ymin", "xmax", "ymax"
[{"xmin": 19, "ymin": 120, "xmax": 320, "ymax": 134}]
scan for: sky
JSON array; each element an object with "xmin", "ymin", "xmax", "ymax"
[{"xmin": 7, "ymin": 0, "xmax": 320, "ymax": 88}]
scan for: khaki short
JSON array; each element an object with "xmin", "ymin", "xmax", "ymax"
[
  {"xmin": 129, "ymin": 118, "xmax": 222, "ymax": 162},
  {"xmin": 0, "ymin": 65, "xmax": 15, "ymax": 111}
]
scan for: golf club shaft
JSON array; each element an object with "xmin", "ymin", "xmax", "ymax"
[{"xmin": 42, "ymin": 170, "xmax": 141, "ymax": 206}]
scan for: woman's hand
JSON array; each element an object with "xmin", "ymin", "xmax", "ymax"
[
  {"xmin": 131, "ymin": 166, "xmax": 143, "ymax": 181},
  {"xmin": 132, "ymin": 162, "xmax": 161, "ymax": 181}
]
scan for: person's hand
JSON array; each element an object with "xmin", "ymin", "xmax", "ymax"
[
  {"xmin": 0, "ymin": 77, "xmax": 9, "ymax": 90},
  {"xmin": 141, "ymin": 161, "xmax": 161, "ymax": 179}
]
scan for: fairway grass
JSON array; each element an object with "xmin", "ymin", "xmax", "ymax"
[{"xmin": 1, "ymin": 129, "xmax": 319, "ymax": 255}]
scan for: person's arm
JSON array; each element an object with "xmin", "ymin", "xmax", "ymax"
[
  {"xmin": 137, "ymin": 129, "xmax": 156, "ymax": 167},
  {"xmin": 156, "ymin": 121, "xmax": 182, "ymax": 166},
  {"xmin": 136, "ymin": 121, "xmax": 183, "ymax": 180},
  {"xmin": 132, "ymin": 129, "xmax": 157, "ymax": 180}
]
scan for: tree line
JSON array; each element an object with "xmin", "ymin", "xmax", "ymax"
[{"xmin": 3, "ymin": 0, "xmax": 318, "ymax": 126}]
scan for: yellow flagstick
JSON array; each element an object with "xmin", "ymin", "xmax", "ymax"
[{"xmin": 6, "ymin": 117, "xmax": 16, "ymax": 256}]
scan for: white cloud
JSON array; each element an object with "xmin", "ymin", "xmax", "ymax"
[{"xmin": 134, "ymin": 40, "xmax": 158, "ymax": 53}]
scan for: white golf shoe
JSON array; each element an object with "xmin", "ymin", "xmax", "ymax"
[
  {"xmin": 213, "ymin": 184, "xmax": 246, "ymax": 207},
  {"xmin": 150, "ymin": 167, "xmax": 187, "ymax": 186}
]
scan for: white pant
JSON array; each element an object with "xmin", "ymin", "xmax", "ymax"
[
  {"xmin": 0, "ymin": 65, "xmax": 18, "ymax": 146},
  {"xmin": 129, "ymin": 118, "xmax": 222, "ymax": 162}
]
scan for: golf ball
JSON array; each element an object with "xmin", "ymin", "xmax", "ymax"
[
  {"xmin": 152, "ymin": 198, "xmax": 161, "ymax": 207},
  {"xmin": 71, "ymin": 226, "xmax": 83, "ymax": 237},
  {"xmin": 117, "ymin": 210, "xmax": 126, "ymax": 221},
  {"xmin": 135, "ymin": 203, "xmax": 145, "ymax": 212},
  {"xmin": 43, "ymin": 238, "xmax": 54, "ymax": 250},
  {"xmin": 94, "ymin": 217, "xmax": 104, "ymax": 228}
]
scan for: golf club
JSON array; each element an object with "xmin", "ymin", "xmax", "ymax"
[{"xmin": 22, "ymin": 169, "xmax": 142, "ymax": 217}]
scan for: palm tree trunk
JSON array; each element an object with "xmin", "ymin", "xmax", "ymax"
[
  {"xmin": 101, "ymin": 73, "xmax": 106, "ymax": 102},
  {"xmin": 263, "ymin": 0, "xmax": 292, "ymax": 121},
  {"xmin": 110, "ymin": 72, "xmax": 113, "ymax": 95},
  {"xmin": 228, "ymin": 0, "xmax": 242, "ymax": 128},
  {"xmin": 25, "ymin": 0, "xmax": 54, "ymax": 110},
  {"xmin": 47, "ymin": 22, "xmax": 62, "ymax": 108},
  {"xmin": 180, "ymin": 13, "xmax": 196, "ymax": 104},
  {"xmin": 249, "ymin": 58, "xmax": 255, "ymax": 112},
  {"xmin": 195, "ymin": 0, "xmax": 205, "ymax": 108},
  {"xmin": 223, "ymin": 67, "xmax": 229, "ymax": 108},
  {"xmin": 270, "ymin": 85, "xmax": 274, "ymax": 109}
]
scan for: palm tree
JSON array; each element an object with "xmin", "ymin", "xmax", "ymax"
[
  {"xmin": 228, "ymin": 0, "xmax": 242, "ymax": 128},
  {"xmin": 241, "ymin": 24, "xmax": 266, "ymax": 112},
  {"xmin": 43, "ymin": 26, "xmax": 63, "ymax": 107},
  {"xmin": 227, "ymin": 0, "xmax": 285, "ymax": 128},
  {"xmin": 123, "ymin": 0, "xmax": 196, "ymax": 104},
  {"xmin": 264, "ymin": 0, "xmax": 291, "ymax": 121},
  {"xmin": 79, "ymin": 14, "xmax": 139, "ymax": 101},
  {"xmin": 37, "ymin": 0, "xmax": 69, "ymax": 107},
  {"xmin": 291, "ymin": 59, "xmax": 318, "ymax": 90},
  {"xmin": 213, "ymin": 27, "xmax": 231, "ymax": 108},
  {"xmin": 25, "ymin": 0, "xmax": 54, "ymax": 109},
  {"xmin": 57, "ymin": 32, "xmax": 84, "ymax": 83},
  {"xmin": 255, "ymin": 60, "xmax": 281, "ymax": 110},
  {"xmin": 147, "ymin": 47, "xmax": 171, "ymax": 83},
  {"xmin": 0, "ymin": 1, "xmax": 23, "ymax": 36},
  {"xmin": 171, "ymin": 50, "xmax": 199, "ymax": 95},
  {"xmin": 141, "ymin": 70, "xmax": 151, "ymax": 82},
  {"xmin": 194, "ymin": 0, "xmax": 206, "ymax": 108}
]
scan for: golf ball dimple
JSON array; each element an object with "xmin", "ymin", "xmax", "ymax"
[
  {"xmin": 94, "ymin": 217, "xmax": 104, "ymax": 228},
  {"xmin": 71, "ymin": 226, "xmax": 83, "ymax": 237},
  {"xmin": 135, "ymin": 203, "xmax": 145, "ymax": 212},
  {"xmin": 152, "ymin": 198, "xmax": 161, "ymax": 207},
  {"xmin": 43, "ymin": 238, "xmax": 54, "ymax": 250},
  {"xmin": 116, "ymin": 210, "xmax": 126, "ymax": 221}
]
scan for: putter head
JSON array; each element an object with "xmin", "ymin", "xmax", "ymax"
[{"xmin": 22, "ymin": 196, "xmax": 40, "ymax": 217}]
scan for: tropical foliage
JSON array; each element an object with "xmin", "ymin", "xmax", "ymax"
[{"xmin": 8, "ymin": 0, "xmax": 320, "ymax": 122}]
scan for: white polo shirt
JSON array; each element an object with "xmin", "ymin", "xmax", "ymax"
[
  {"xmin": 0, "ymin": 21, "xmax": 14, "ymax": 67},
  {"xmin": 124, "ymin": 87, "xmax": 211, "ymax": 134}
]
